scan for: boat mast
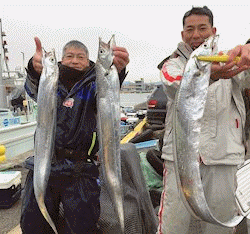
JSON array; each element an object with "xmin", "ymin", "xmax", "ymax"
[{"xmin": 0, "ymin": 18, "xmax": 7, "ymax": 108}]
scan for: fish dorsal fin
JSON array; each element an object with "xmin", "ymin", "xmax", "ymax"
[{"xmin": 108, "ymin": 34, "xmax": 116, "ymax": 49}]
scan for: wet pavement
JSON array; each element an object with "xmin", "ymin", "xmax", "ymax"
[{"xmin": 0, "ymin": 151, "xmax": 32, "ymax": 234}]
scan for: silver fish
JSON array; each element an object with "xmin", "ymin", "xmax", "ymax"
[
  {"xmin": 34, "ymin": 49, "xmax": 59, "ymax": 234},
  {"xmin": 96, "ymin": 35, "xmax": 125, "ymax": 233},
  {"xmin": 173, "ymin": 35, "xmax": 244, "ymax": 227}
]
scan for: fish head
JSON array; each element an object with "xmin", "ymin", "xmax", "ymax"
[
  {"xmin": 43, "ymin": 49, "xmax": 57, "ymax": 67},
  {"xmin": 41, "ymin": 49, "xmax": 59, "ymax": 84},
  {"xmin": 97, "ymin": 35, "xmax": 116, "ymax": 70},
  {"xmin": 191, "ymin": 35, "xmax": 219, "ymax": 69},
  {"xmin": 193, "ymin": 35, "xmax": 219, "ymax": 58}
]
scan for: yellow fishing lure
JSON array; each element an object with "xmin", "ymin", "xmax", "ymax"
[{"xmin": 197, "ymin": 54, "xmax": 241, "ymax": 63}]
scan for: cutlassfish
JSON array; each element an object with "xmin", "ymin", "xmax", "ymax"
[
  {"xmin": 96, "ymin": 35, "xmax": 125, "ymax": 233},
  {"xmin": 34, "ymin": 49, "xmax": 59, "ymax": 234},
  {"xmin": 173, "ymin": 35, "xmax": 244, "ymax": 227}
]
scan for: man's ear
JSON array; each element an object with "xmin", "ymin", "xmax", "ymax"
[
  {"xmin": 212, "ymin": 27, "xmax": 217, "ymax": 35},
  {"xmin": 181, "ymin": 31, "xmax": 184, "ymax": 42}
]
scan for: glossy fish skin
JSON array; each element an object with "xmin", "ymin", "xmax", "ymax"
[
  {"xmin": 96, "ymin": 35, "xmax": 125, "ymax": 233},
  {"xmin": 173, "ymin": 35, "xmax": 243, "ymax": 227},
  {"xmin": 34, "ymin": 49, "xmax": 59, "ymax": 234}
]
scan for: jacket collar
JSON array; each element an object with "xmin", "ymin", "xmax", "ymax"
[
  {"xmin": 173, "ymin": 42, "xmax": 193, "ymax": 60},
  {"xmin": 58, "ymin": 60, "xmax": 95, "ymax": 92},
  {"xmin": 157, "ymin": 42, "xmax": 193, "ymax": 70}
]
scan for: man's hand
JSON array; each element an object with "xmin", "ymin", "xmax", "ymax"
[
  {"xmin": 211, "ymin": 61, "xmax": 247, "ymax": 81},
  {"xmin": 113, "ymin": 46, "xmax": 129, "ymax": 73},
  {"xmin": 228, "ymin": 44, "xmax": 250, "ymax": 68},
  {"xmin": 211, "ymin": 48, "xmax": 250, "ymax": 81},
  {"xmin": 32, "ymin": 37, "xmax": 43, "ymax": 74}
]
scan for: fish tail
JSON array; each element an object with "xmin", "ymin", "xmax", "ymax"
[
  {"xmin": 117, "ymin": 203, "xmax": 125, "ymax": 233},
  {"xmin": 114, "ymin": 192, "xmax": 125, "ymax": 233},
  {"xmin": 37, "ymin": 198, "xmax": 58, "ymax": 234},
  {"xmin": 107, "ymin": 174, "xmax": 124, "ymax": 232}
]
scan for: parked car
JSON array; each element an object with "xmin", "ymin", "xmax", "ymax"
[
  {"xmin": 122, "ymin": 106, "xmax": 135, "ymax": 114},
  {"xmin": 146, "ymin": 84, "xmax": 168, "ymax": 126},
  {"xmin": 126, "ymin": 112, "xmax": 139, "ymax": 126},
  {"xmin": 136, "ymin": 109, "xmax": 147, "ymax": 119},
  {"xmin": 121, "ymin": 112, "xmax": 128, "ymax": 123}
]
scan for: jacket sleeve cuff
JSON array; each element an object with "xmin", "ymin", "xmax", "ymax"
[{"xmin": 27, "ymin": 57, "xmax": 41, "ymax": 81}]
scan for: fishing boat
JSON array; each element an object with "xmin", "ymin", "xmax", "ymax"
[{"xmin": 0, "ymin": 19, "xmax": 36, "ymax": 162}]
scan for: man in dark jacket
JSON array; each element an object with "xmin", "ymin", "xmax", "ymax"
[{"xmin": 20, "ymin": 37, "xmax": 129, "ymax": 234}]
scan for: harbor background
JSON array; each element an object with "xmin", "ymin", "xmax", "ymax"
[{"xmin": 120, "ymin": 92, "xmax": 150, "ymax": 107}]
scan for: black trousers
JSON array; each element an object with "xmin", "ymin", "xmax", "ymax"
[{"xmin": 20, "ymin": 159, "xmax": 101, "ymax": 234}]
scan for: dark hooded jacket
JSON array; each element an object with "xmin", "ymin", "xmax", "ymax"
[{"xmin": 25, "ymin": 59, "xmax": 126, "ymax": 159}]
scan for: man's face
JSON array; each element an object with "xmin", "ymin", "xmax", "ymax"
[
  {"xmin": 61, "ymin": 47, "xmax": 89, "ymax": 71},
  {"xmin": 181, "ymin": 14, "xmax": 216, "ymax": 50}
]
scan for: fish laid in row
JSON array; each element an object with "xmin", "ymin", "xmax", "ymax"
[
  {"xmin": 34, "ymin": 49, "xmax": 59, "ymax": 234},
  {"xmin": 173, "ymin": 35, "xmax": 244, "ymax": 227}
]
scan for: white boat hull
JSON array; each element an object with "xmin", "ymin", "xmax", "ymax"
[{"xmin": 0, "ymin": 122, "xmax": 36, "ymax": 160}]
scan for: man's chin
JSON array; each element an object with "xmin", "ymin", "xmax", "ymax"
[
  {"xmin": 70, "ymin": 66, "xmax": 84, "ymax": 71},
  {"xmin": 74, "ymin": 68, "xmax": 84, "ymax": 71},
  {"xmin": 192, "ymin": 45, "xmax": 201, "ymax": 50}
]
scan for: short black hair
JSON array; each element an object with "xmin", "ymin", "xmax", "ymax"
[
  {"xmin": 183, "ymin": 6, "xmax": 214, "ymax": 27},
  {"xmin": 246, "ymin": 39, "xmax": 250, "ymax": 44}
]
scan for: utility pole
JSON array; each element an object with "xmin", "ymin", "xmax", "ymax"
[
  {"xmin": 0, "ymin": 18, "xmax": 7, "ymax": 109},
  {"xmin": 21, "ymin": 52, "xmax": 25, "ymax": 73}
]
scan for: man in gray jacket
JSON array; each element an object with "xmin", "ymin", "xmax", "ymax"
[{"xmin": 157, "ymin": 6, "xmax": 250, "ymax": 234}]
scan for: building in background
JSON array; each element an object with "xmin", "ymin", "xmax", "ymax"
[{"xmin": 121, "ymin": 78, "xmax": 155, "ymax": 93}]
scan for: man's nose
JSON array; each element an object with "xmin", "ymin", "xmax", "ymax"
[
  {"xmin": 71, "ymin": 56, "xmax": 79, "ymax": 63},
  {"xmin": 192, "ymin": 28, "xmax": 200, "ymax": 38}
]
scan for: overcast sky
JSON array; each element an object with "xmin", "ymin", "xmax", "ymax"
[{"xmin": 0, "ymin": 1, "xmax": 249, "ymax": 82}]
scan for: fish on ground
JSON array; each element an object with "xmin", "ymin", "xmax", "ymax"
[
  {"xmin": 95, "ymin": 35, "xmax": 125, "ymax": 233},
  {"xmin": 173, "ymin": 35, "xmax": 244, "ymax": 227},
  {"xmin": 33, "ymin": 49, "xmax": 59, "ymax": 234}
]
